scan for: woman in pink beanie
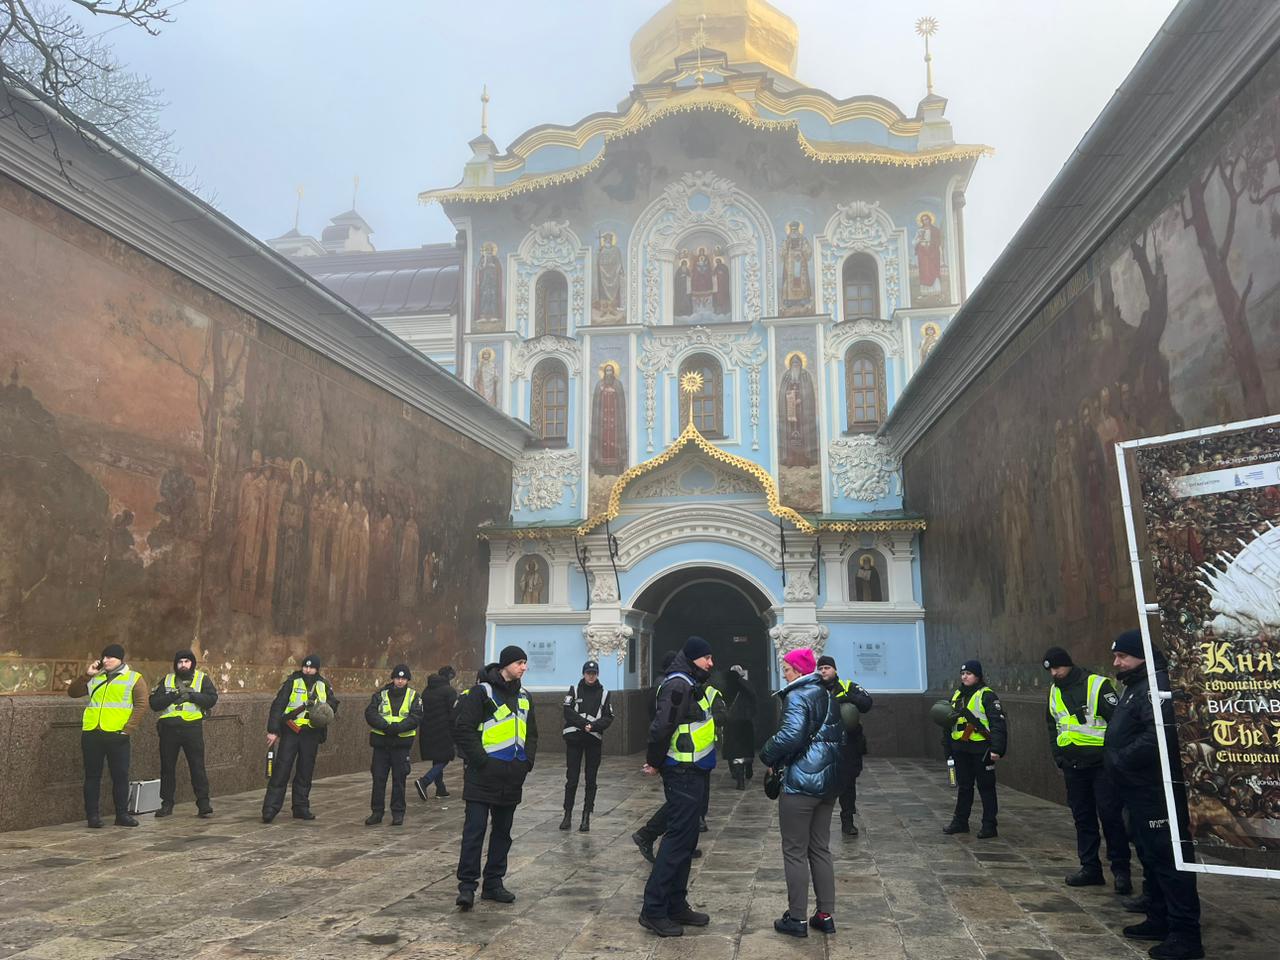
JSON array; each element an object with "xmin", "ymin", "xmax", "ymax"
[{"xmin": 781, "ymin": 648, "xmax": 816, "ymax": 677}]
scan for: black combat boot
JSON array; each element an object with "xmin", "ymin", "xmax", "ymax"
[
  {"xmin": 579, "ymin": 810, "xmax": 591, "ymax": 832},
  {"xmin": 976, "ymin": 822, "xmax": 998, "ymax": 839},
  {"xmin": 560, "ymin": 810, "xmax": 572, "ymax": 830},
  {"xmin": 154, "ymin": 802, "xmax": 174, "ymax": 819},
  {"xmin": 1065, "ymin": 867, "xmax": 1105, "ymax": 886},
  {"xmin": 942, "ymin": 820, "xmax": 969, "ymax": 835}
]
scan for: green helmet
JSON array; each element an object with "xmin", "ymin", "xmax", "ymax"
[
  {"xmin": 929, "ymin": 699, "xmax": 957, "ymax": 729},
  {"xmin": 839, "ymin": 702, "xmax": 862, "ymax": 730},
  {"xmin": 309, "ymin": 701, "xmax": 335, "ymax": 729}
]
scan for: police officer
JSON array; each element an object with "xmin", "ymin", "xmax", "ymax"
[
  {"xmin": 149, "ymin": 648, "xmax": 219, "ymax": 819},
  {"xmin": 364, "ymin": 665, "xmax": 423, "ymax": 826},
  {"xmin": 453, "ymin": 646, "xmax": 538, "ymax": 910},
  {"xmin": 561, "ymin": 659, "xmax": 613, "ymax": 832},
  {"xmin": 1043, "ymin": 646, "xmax": 1132, "ymax": 892},
  {"xmin": 638, "ymin": 635, "xmax": 716, "ymax": 938},
  {"xmin": 262, "ymin": 654, "xmax": 340, "ymax": 823},
  {"xmin": 69, "ymin": 642, "xmax": 146, "ymax": 828},
  {"xmin": 816, "ymin": 655, "xmax": 873, "ymax": 836},
  {"xmin": 942, "ymin": 659, "xmax": 1007, "ymax": 839},
  {"xmin": 1104, "ymin": 630, "xmax": 1202, "ymax": 960}
]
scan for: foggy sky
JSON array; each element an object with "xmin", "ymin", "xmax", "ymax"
[{"xmin": 97, "ymin": 0, "xmax": 1179, "ymax": 292}]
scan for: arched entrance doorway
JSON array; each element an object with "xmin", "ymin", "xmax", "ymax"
[{"xmin": 632, "ymin": 567, "xmax": 776, "ymax": 750}]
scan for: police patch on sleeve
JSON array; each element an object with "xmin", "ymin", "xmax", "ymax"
[{"xmin": 1104, "ymin": 692, "xmax": 1119, "ymax": 706}]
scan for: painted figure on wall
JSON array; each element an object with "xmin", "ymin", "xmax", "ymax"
[
  {"xmin": 779, "ymin": 220, "xmax": 814, "ymax": 316},
  {"xmin": 593, "ymin": 232, "xmax": 625, "ymax": 324},
  {"xmin": 473, "ymin": 347, "xmax": 499, "ymax": 407},
  {"xmin": 270, "ymin": 457, "xmax": 309, "ymax": 635},
  {"xmin": 912, "ymin": 212, "xmax": 946, "ymax": 304},
  {"xmin": 919, "ymin": 322, "xmax": 941, "ymax": 367},
  {"xmin": 517, "ymin": 556, "xmax": 547, "ymax": 604},
  {"xmin": 675, "ymin": 234, "xmax": 732, "ymax": 323},
  {"xmin": 590, "ymin": 361, "xmax": 628, "ymax": 475},
  {"xmin": 674, "ymin": 253, "xmax": 692, "ymax": 318},
  {"xmin": 398, "ymin": 503, "xmax": 420, "ymax": 609},
  {"xmin": 229, "ymin": 450, "xmax": 269, "ymax": 614},
  {"xmin": 474, "ymin": 242, "xmax": 503, "ymax": 331},
  {"xmin": 851, "ymin": 551, "xmax": 885, "ymax": 602},
  {"xmin": 777, "ymin": 352, "xmax": 818, "ymax": 467}
]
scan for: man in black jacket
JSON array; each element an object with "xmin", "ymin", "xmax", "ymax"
[
  {"xmin": 149, "ymin": 648, "xmax": 219, "ymax": 819},
  {"xmin": 1042, "ymin": 646, "xmax": 1132, "ymax": 892},
  {"xmin": 453, "ymin": 646, "xmax": 538, "ymax": 910},
  {"xmin": 1104, "ymin": 630, "xmax": 1202, "ymax": 960},
  {"xmin": 816, "ymin": 655, "xmax": 873, "ymax": 836},
  {"xmin": 364, "ymin": 665, "xmax": 423, "ymax": 826},
  {"xmin": 415, "ymin": 665, "xmax": 458, "ymax": 800},
  {"xmin": 261, "ymin": 654, "xmax": 340, "ymax": 823},
  {"xmin": 942, "ymin": 659, "xmax": 1007, "ymax": 839},
  {"xmin": 561, "ymin": 659, "xmax": 614, "ymax": 832},
  {"xmin": 639, "ymin": 636, "xmax": 716, "ymax": 938}
]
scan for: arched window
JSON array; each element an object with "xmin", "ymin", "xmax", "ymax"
[
  {"xmin": 845, "ymin": 343, "xmax": 886, "ymax": 433},
  {"xmin": 848, "ymin": 549, "xmax": 888, "ymax": 601},
  {"xmin": 535, "ymin": 270, "xmax": 568, "ymax": 337},
  {"xmin": 678, "ymin": 353, "xmax": 723, "ymax": 437},
  {"xmin": 842, "ymin": 253, "xmax": 879, "ymax": 320},
  {"xmin": 531, "ymin": 358, "xmax": 569, "ymax": 445}
]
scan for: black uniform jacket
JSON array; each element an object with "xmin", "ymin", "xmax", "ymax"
[
  {"xmin": 1104, "ymin": 653, "xmax": 1176, "ymax": 793},
  {"xmin": 645, "ymin": 651, "xmax": 710, "ymax": 769},
  {"xmin": 453, "ymin": 664, "xmax": 539, "ymax": 806},
  {"xmin": 148, "ymin": 664, "xmax": 219, "ymax": 724},
  {"xmin": 1045, "ymin": 666, "xmax": 1119, "ymax": 769},
  {"xmin": 364, "ymin": 683, "xmax": 424, "ymax": 749},
  {"xmin": 563, "ymin": 679, "xmax": 614, "ymax": 742},
  {"xmin": 943, "ymin": 682, "xmax": 1008, "ymax": 757},
  {"xmin": 267, "ymin": 671, "xmax": 341, "ymax": 743}
]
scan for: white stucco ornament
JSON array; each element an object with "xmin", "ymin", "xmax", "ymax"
[
  {"xmin": 1196, "ymin": 521, "xmax": 1280, "ymax": 638},
  {"xmin": 769, "ymin": 623, "xmax": 830, "ymax": 662},
  {"xmin": 512, "ymin": 450, "xmax": 581, "ymax": 512},
  {"xmin": 828, "ymin": 435, "xmax": 900, "ymax": 502},
  {"xmin": 583, "ymin": 623, "xmax": 634, "ymax": 664},
  {"xmin": 509, "ymin": 334, "xmax": 583, "ymax": 381}
]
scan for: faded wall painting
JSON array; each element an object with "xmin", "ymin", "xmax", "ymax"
[
  {"xmin": 910, "ymin": 211, "xmax": 948, "ymax": 306},
  {"xmin": 592, "ymin": 231, "xmax": 626, "ymax": 324},
  {"xmin": 0, "ymin": 174, "xmax": 511, "ymax": 694},
  {"xmin": 473, "ymin": 241, "xmax": 504, "ymax": 332},
  {"xmin": 904, "ymin": 56, "xmax": 1280, "ymax": 691},
  {"xmin": 515, "ymin": 554, "xmax": 549, "ymax": 604},
  {"xmin": 472, "ymin": 347, "xmax": 500, "ymax": 407},
  {"xmin": 588, "ymin": 360, "xmax": 628, "ymax": 515},
  {"xmin": 779, "ymin": 220, "xmax": 814, "ymax": 316},
  {"xmin": 674, "ymin": 231, "xmax": 731, "ymax": 323},
  {"xmin": 775, "ymin": 346, "xmax": 821, "ymax": 513}
]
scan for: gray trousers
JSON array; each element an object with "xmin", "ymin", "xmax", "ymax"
[{"xmin": 778, "ymin": 793, "xmax": 836, "ymax": 918}]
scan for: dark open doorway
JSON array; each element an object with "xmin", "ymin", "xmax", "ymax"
[{"xmin": 633, "ymin": 568, "xmax": 775, "ymax": 751}]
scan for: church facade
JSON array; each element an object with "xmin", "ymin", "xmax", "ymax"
[{"xmin": 421, "ymin": 0, "xmax": 989, "ymax": 694}]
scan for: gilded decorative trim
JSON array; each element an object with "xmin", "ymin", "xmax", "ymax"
[{"xmin": 815, "ymin": 518, "xmax": 927, "ymax": 533}]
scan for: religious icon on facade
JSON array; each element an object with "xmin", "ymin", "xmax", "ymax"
[
  {"xmin": 590, "ymin": 361, "xmax": 628, "ymax": 475},
  {"xmin": 472, "ymin": 347, "xmax": 499, "ymax": 407},
  {"xmin": 516, "ymin": 555, "xmax": 548, "ymax": 604},
  {"xmin": 777, "ymin": 352, "xmax": 818, "ymax": 467},
  {"xmin": 779, "ymin": 220, "xmax": 814, "ymax": 316},
  {"xmin": 911, "ymin": 212, "xmax": 947, "ymax": 305},
  {"xmin": 593, "ymin": 232, "xmax": 625, "ymax": 324},
  {"xmin": 674, "ymin": 232, "xmax": 731, "ymax": 323},
  {"xmin": 473, "ymin": 241, "xmax": 504, "ymax": 331},
  {"xmin": 919, "ymin": 321, "xmax": 941, "ymax": 367},
  {"xmin": 850, "ymin": 550, "xmax": 885, "ymax": 602}
]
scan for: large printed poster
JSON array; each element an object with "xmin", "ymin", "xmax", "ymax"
[{"xmin": 1119, "ymin": 416, "xmax": 1280, "ymax": 879}]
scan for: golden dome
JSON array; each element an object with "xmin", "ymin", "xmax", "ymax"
[{"xmin": 630, "ymin": 0, "xmax": 799, "ymax": 84}]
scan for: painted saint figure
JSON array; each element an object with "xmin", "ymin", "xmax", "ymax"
[
  {"xmin": 853, "ymin": 553, "xmax": 883, "ymax": 602},
  {"xmin": 712, "ymin": 255, "xmax": 731, "ymax": 316},
  {"xmin": 593, "ymin": 232, "xmax": 624, "ymax": 323},
  {"xmin": 229, "ymin": 450, "xmax": 269, "ymax": 614},
  {"xmin": 690, "ymin": 247, "xmax": 715, "ymax": 314},
  {"xmin": 919, "ymin": 322, "xmax": 941, "ymax": 367},
  {"xmin": 271, "ymin": 458, "xmax": 309, "ymax": 635},
  {"xmin": 473, "ymin": 348, "xmax": 499, "ymax": 407},
  {"xmin": 398, "ymin": 505, "xmax": 420, "ymax": 609},
  {"xmin": 518, "ymin": 558, "xmax": 546, "ymax": 604},
  {"xmin": 913, "ymin": 213, "xmax": 944, "ymax": 299},
  {"xmin": 673, "ymin": 252, "xmax": 692, "ymax": 318},
  {"xmin": 779, "ymin": 221, "xmax": 814, "ymax": 315},
  {"xmin": 777, "ymin": 353, "xmax": 819, "ymax": 468},
  {"xmin": 590, "ymin": 363, "xmax": 628, "ymax": 475},
  {"xmin": 474, "ymin": 242, "xmax": 503, "ymax": 329}
]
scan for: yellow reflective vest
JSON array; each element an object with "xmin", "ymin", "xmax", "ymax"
[
  {"xmin": 1049, "ymin": 674, "xmax": 1109, "ymax": 748},
  {"xmin": 82, "ymin": 669, "xmax": 141, "ymax": 733},
  {"xmin": 950, "ymin": 686, "xmax": 992, "ymax": 742},
  {"xmin": 158, "ymin": 670, "xmax": 207, "ymax": 722},
  {"xmin": 286, "ymin": 677, "xmax": 328, "ymax": 728},
  {"xmin": 477, "ymin": 682, "xmax": 529, "ymax": 761},
  {"xmin": 664, "ymin": 672, "xmax": 717, "ymax": 769},
  {"xmin": 371, "ymin": 686, "xmax": 417, "ymax": 740}
]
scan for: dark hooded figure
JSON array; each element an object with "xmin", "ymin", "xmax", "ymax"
[
  {"xmin": 149, "ymin": 648, "xmax": 219, "ymax": 818},
  {"xmin": 723, "ymin": 665, "xmax": 757, "ymax": 789},
  {"xmin": 415, "ymin": 665, "xmax": 458, "ymax": 800}
]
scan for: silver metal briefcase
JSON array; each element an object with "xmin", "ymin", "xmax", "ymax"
[{"xmin": 128, "ymin": 778, "xmax": 161, "ymax": 814}]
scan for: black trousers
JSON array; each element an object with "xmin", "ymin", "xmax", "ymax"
[
  {"xmin": 1122, "ymin": 786, "xmax": 1200, "ymax": 938},
  {"xmin": 262, "ymin": 730, "xmax": 319, "ymax": 816},
  {"xmin": 952, "ymin": 749, "xmax": 998, "ymax": 826},
  {"xmin": 158, "ymin": 721, "xmax": 210, "ymax": 807},
  {"xmin": 82, "ymin": 731, "xmax": 130, "ymax": 819},
  {"xmin": 838, "ymin": 748, "xmax": 862, "ymax": 820},
  {"xmin": 457, "ymin": 800, "xmax": 516, "ymax": 893},
  {"xmin": 371, "ymin": 744, "xmax": 412, "ymax": 814},
  {"xmin": 563, "ymin": 737, "xmax": 602, "ymax": 812},
  {"xmin": 641, "ymin": 767, "xmax": 705, "ymax": 918},
  {"xmin": 1063, "ymin": 763, "xmax": 1130, "ymax": 874}
]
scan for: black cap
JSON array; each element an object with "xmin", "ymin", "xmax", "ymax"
[
  {"xmin": 391, "ymin": 664, "xmax": 411, "ymax": 680},
  {"xmin": 438, "ymin": 665, "xmax": 457, "ymax": 681},
  {"xmin": 101, "ymin": 643, "xmax": 125, "ymax": 662},
  {"xmin": 582, "ymin": 660, "xmax": 599, "ymax": 674},
  {"xmin": 499, "ymin": 645, "xmax": 528, "ymax": 668},
  {"xmin": 961, "ymin": 659, "xmax": 983, "ymax": 677},
  {"xmin": 683, "ymin": 635, "xmax": 712, "ymax": 661},
  {"xmin": 816, "ymin": 655, "xmax": 837, "ymax": 669},
  {"xmin": 1111, "ymin": 630, "xmax": 1145, "ymax": 659},
  {"xmin": 1042, "ymin": 647, "xmax": 1073, "ymax": 670},
  {"xmin": 302, "ymin": 654, "xmax": 321, "ymax": 669}
]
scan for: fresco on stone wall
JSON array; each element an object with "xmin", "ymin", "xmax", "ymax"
[
  {"xmin": 592, "ymin": 232, "xmax": 626, "ymax": 324},
  {"xmin": 674, "ymin": 231, "xmax": 732, "ymax": 323},
  {"xmin": 472, "ymin": 347, "xmax": 500, "ymax": 407},
  {"xmin": 910, "ymin": 212, "xmax": 949, "ymax": 306},
  {"xmin": 775, "ymin": 350, "xmax": 822, "ymax": 513},
  {"xmin": 779, "ymin": 220, "xmax": 814, "ymax": 316},
  {"xmin": 906, "ymin": 65, "xmax": 1280, "ymax": 689},
  {"xmin": 588, "ymin": 360, "xmax": 628, "ymax": 515},
  {"xmin": 918, "ymin": 322, "xmax": 942, "ymax": 367},
  {"xmin": 473, "ymin": 242, "xmax": 504, "ymax": 332},
  {"xmin": 0, "ymin": 179, "xmax": 509, "ymax": 693}
]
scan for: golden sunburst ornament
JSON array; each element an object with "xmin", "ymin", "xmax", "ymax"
[
  {"xmin": 680, "ymin": 371, "xmax": 705, "ymax": 395},
  {"xmin": 914, "ymin": 16, "xmax": 938, "ymax": 38},
  {"xmin": 914, "ymin": 17, "xmax": 940, "ymax": 95}
]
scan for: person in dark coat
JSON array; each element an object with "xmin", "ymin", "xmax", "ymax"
[
  {"xmin": 816, "ymin": 654, "xmax": 873, "ymax": 835},
  {"xmin": 723, "ymin": 665, "xmax": 756, "ymax": 789},
  {"xmin": 262, "ymin": 654, "xmax": 340, "ymax": 823},
  {"xmin": 942, "ymin": 659, "xmax": 1006, "ymax": 838},
  {"xmin": 415, "ymin": 665, "xmax": 458, "ymax": 800},
  {"xmin": 452, "ymin": 646, "xmax": 538, "ymax": 910},
  {"xmin": 561, "ymin": 659, "xmax": 614, "ymax": 832},
  {"xmin": 1042, "ymin": 646, "xmax": 1132, "ymax": 893},
  {"xmin": 364, "ymin": 665, "xmax": 423, "ymax": 826},
  {"xmin": 1104, "ymin": 630, "xmax": 1202, "ymax": 960},
  {"xmin": 148, "ymin": 648, "xmax": 219, "ymax": 818}
]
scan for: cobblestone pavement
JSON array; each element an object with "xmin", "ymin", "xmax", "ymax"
[{"xmin": 0, "ymin": 757, "xmax": 1276, "ymax": 960}]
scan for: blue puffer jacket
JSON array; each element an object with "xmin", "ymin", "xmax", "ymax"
[{"xmin": 759, "ymin": 672, "xmax": 844, "ymax": 798}]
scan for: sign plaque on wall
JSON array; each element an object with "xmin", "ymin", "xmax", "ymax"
[{"xmin": 1117, "ymin": 415, "xmax": 1280, "ymax": 880}]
